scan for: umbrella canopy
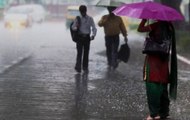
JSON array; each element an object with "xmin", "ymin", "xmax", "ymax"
[
  {"xmin": 113, "ymin": 1, "xmax": 184, "ymax": 21},
  {"xmin": 96, "ymin": 0, "xmax": 125, "ymax": 7}
]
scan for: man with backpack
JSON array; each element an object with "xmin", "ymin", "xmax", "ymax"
[{"xmin": 71, "ymin": 5, "xmax": 97, "ymax": 73}]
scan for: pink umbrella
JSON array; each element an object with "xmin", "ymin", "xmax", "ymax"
[{"xmin": 113, "ymin": 1, "xmax": 184, "ymax": 21}]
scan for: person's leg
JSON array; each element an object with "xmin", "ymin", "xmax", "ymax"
[
  {"xmin": 83, "ymin": 38, "xmax": 90, "ymax": 71},
  {"xmin": 111, "ymin": 35, "xmax": 119, "ymax": 69},
  {"xmin": 75, "ymin": 41, "xmax": 83, "ymax": 72},
  {"xmin": 160, "ymin": 84, "xmax": 170, "ymax": 119},
  {"xmin": 105, "ymin": 36, "xmax": 112, "ymax": 66},
  {"xmin": 146, "ymin": 82, "xmax": 163, "ymax": 118}
]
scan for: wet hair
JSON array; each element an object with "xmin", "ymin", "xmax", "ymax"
[
  {"xmin": 107, "ymin": 6, "xmax": 116, "ymax": 13},
  {"xmin": 79, "ymin": 5, "xmax": 87, "ymax": 13}
]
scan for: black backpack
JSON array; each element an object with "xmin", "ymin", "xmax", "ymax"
[{"xmin": 70, "ymin": 16, "xmax": 80, "ymax": 42}]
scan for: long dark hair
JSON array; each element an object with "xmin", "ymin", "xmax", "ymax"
[
  {"xmin": 155, "ymin": 21, "xmax": 174, "ymax": 60},
  {"xmin": 160, "ymin": 21, "xmax": 173, "ymax": 40}
]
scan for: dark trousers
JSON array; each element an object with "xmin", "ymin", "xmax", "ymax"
[
  {"xmin": 105, "ymin": 35, "xmax": 120, "ymax": 67},
  {"xmin": 75, "ymin": 35, "xmax": 90, "ymax": 71},
  {"xmin": 145, "ymin": 82, "xmax": 170, "ymax": 118}
]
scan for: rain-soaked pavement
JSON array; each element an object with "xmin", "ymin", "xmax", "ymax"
[{"xmin": 0, "ymin": 21, "xmax": 190, "ymax": 120}]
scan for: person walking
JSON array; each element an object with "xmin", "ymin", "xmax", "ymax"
[
  {"xmin": 137, "ymin": 19, "xmax": 177, "ymax": 120},
  {"xmin": 72, "ymin": 5, "xmax": 97, "ymax": 73},
  {"xmin": 98, "ymin": 6, "xmax": 128, "ymax": 70}
]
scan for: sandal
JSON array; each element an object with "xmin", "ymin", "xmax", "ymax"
[
  {"xmin": 161, "ymin": 115, "xmax": 171, "ymax": 119},
  {"xmin": 146, "ymin": 115, "xmax": 160, "ymax": 120}
]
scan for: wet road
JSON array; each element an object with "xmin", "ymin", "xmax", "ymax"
[{"xmin": 0, "ymin": 21, "xmax": 190, "ymax": 120}]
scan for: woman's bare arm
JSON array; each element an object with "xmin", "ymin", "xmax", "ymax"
[{"xmin": 137, "ymin": 19, "xmax": 151, "ymax": 32}]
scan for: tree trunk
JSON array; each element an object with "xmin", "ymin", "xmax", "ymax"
[
  {"xmin": 154, "ymin": 0, "xmax": 160, "ymax": 3},
  {"xmin": 189, "ymin": 0, "xmax": 190, "ymax": 25},
  {"xmin": 160, "ymin": 0, "xmax": 186, "ymax": 29},
  {"xmin": 160, "ymin": 0, "xmax": 182, "ymax": 14}
]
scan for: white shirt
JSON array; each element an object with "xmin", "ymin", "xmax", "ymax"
[{"xmin": 72, "ymin": 15, "xmax": 97, "ymax": 36}]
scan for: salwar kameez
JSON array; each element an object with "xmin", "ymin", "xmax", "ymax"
[
  {"xmin": 138, "ymin": 19, "xmax": 177, "ymax": 120},
  {"xmin": 144, "ymin": 55, "xmax": 170, "ymax": 118}
]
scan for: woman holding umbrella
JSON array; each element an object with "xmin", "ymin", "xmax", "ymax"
[
  {"xmin": 113, "ymin": 1, "xmax": 180, "ymax": 119},
  {"xmin": 137, "ymin": 19, "xmax": 177, "ymax": 120}
]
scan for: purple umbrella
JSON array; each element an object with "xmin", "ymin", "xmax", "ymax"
[{"xmin": 113, "ymin": 1, "xmax": 184, "ymax": 21}]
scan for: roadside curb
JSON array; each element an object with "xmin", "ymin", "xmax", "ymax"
[{"xmin": 0, "ymin": 53, "xmax": 32, "ymax": 74}]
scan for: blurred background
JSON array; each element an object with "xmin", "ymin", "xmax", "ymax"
[
  {"xmin": 0, "ymin": 0, "xmax": 189, "ymax": 47},
  {"xmin": 0, "ymin": 0, "xmax": 189, "ymax": 72},
  {"xmin": 0, "ymin": 1, "xmax": 189, "ymax": 119}
]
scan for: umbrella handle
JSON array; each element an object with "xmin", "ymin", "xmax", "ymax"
[
  {"xmin": 146, "ymin": 19, "xmax": 149, "ymax": 25},
  {"xmin": 145, "ymin": 20, "xmax": 150, "ymax": 37}
]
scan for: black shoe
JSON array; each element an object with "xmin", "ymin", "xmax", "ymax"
[
  {"xmin": 83, "ymin": 68, "xmax": 89, "ymax": 73},
  {"xmin": 107, "ymin": 66, "xmax": 112, "ymax": 71},
  {"xmin": 113, "ymin": 62, "xmax": 119, "ymax": 70},
  {"xmin": 75, "ymin": 67, "xmax": 81, "ymax": 73},
  {"xmin": 160, "ymin": 115, "xmax": 170, "ymax": 119}
]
